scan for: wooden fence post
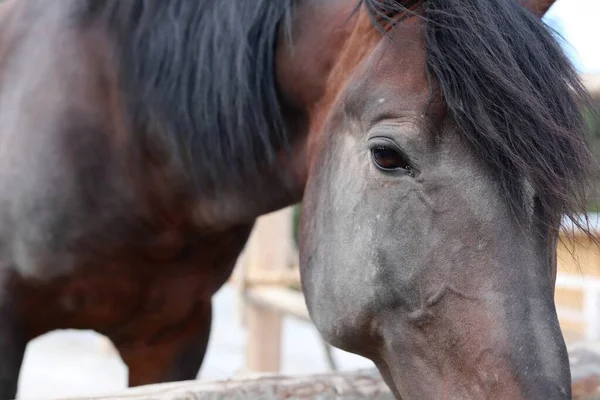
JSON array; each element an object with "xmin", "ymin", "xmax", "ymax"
[
  {"xmin": 245, "ymin": 301, "xmax": 282, "ymax": 373},
  {"xmin": 237, "ymin": 207, "xmax": 295, "ymax": 373}
]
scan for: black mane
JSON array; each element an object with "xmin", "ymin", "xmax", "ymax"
[
  {"xmin": 81, "ymin": 0, "xmax": 593, "ymax": 232},
  {"xmin": 81, "ymin": 0, "xmax": 293, "ymax": 188},
  {"xmin": 364, "ymin": 0, "xmax": 593, "ymax": 232}
]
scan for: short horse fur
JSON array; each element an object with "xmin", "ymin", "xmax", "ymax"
[{"xmin": 0, "ymin": 0, "xmax": 592, "ymax": 399}]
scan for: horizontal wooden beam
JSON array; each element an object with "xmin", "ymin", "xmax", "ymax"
[
  {"xmin": 245, "ymin": 286, "xmax": 310, "ymax": 321},
  {"xmin": 65, "ymin": 369, "xmax": 393, "ymax": 400},
  {"xmin": 57, "ymin": 346, "xmax": 600, "ymax": 400}
]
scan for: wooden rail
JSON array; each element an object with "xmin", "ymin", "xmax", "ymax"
[
  {"xmin": 64, "ymin": 369, "xmax": 393, "ymax": 400},
  {"xmin": 59, "ymin": 348, "xmax": 600, "ymax": 400},
  {"xmin": 246, "ymin": 286, "xmax": 310, "ymax": 321}
]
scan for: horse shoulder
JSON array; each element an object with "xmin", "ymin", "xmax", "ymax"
[{"xmin": 0, "ymin": 2, "xmax": 139, "ymax": 279}]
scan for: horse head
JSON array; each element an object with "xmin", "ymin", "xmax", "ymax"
[{"xmin": 290, "ymin": 0, "xmax": 590, "ymax": 398}]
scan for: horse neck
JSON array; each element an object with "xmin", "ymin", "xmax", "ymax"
[
  {"xmin": 276, "ymin": 0, "xmax": 359, "ymax": 111},
  {"xmin": 274, "ymin": 0, "xmax": 365, "ymax": 191},
  {"xmin": 299, "ymin": 7, "xmax": 382, "ymax": 171}
]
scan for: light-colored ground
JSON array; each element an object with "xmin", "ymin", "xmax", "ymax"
[{"xmin": 16, "ymin": 284, "xmax": 373, "ymax": 400}]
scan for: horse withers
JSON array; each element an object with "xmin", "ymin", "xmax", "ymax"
[{"xmin": 0, "ymin": 0, "xmax": 592, "ymax": 399}]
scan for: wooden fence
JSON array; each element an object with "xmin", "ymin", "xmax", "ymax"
[
  {"xmin": 62, "ymin": 350, "xmax": 600, "ymax": 400},
  {"xmin": 555, "ymin": 216, "xmax": 600, "ymax": 342},
  {"xmin": 65, "ymin": 369, "xmax": 394, "ymax": 400}
]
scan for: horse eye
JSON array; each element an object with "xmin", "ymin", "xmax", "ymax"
[{"xmin": 371, "ymin": 145, "xmax": 414, "ymax": 176}]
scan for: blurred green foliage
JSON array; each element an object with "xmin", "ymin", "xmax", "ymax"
[
  {"xmin": 585, "ymin": 107, "xmax": 600, "ymax": 139},
  {"xmin": 585, "ymin": 106, "xmax": 600, "ymax": 212},
  {"xmin": 292, "ymin": 204, "xmax": 301, "ymax": 249}
]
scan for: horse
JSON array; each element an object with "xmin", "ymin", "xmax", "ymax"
[{"xmin": 0, "ymin": 0, "xmax": 592, "ymax": 399}]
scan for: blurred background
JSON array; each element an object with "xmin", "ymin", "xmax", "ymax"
[{"xmin": 14, "ymin": 0, "xmax": 600, "ymax": 398}]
